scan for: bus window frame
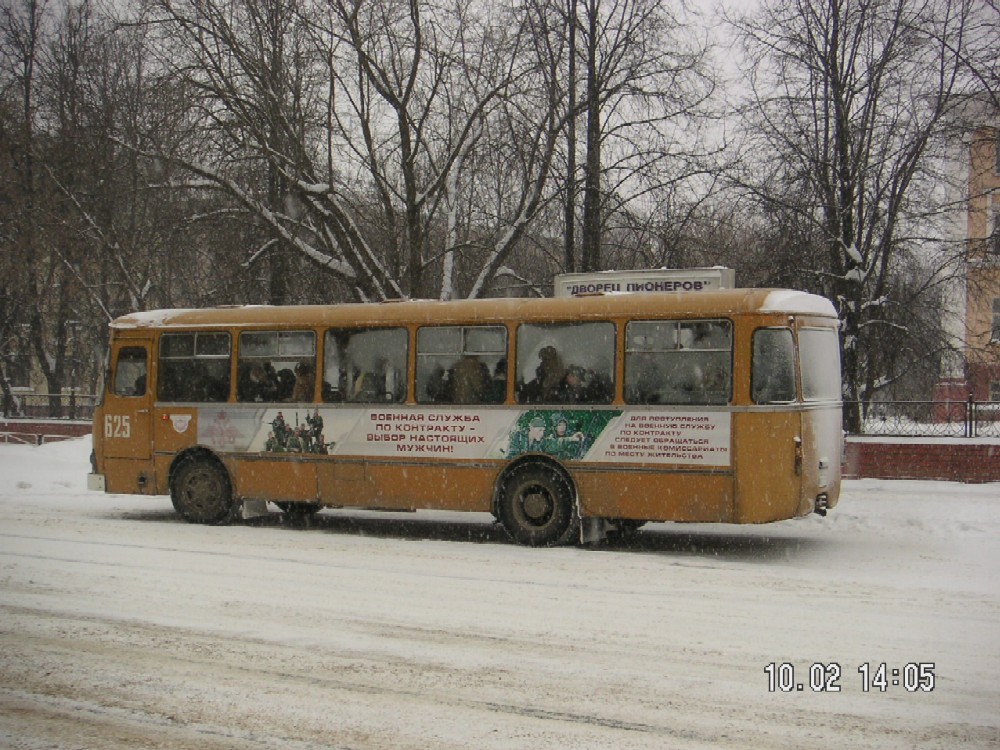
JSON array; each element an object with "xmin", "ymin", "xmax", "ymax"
[
  {"xmin": 112, "ymin": 346, "xmax": 148, "ymax": 399},
  {"xmin": 323, "ymin": 326, "xmax": 409, "ymax": 404},
  {"xmin": 237, "ymin": 329, "xmax": 317, "ymax": 403},
  {"xmin": 415, "ymin": 324, "xmax": 507, "ymax": 405},
  {"xmin": 751, "ymin": 326, "xmax": 797, "ymax": 405},
  {"xmin": 157, "ymin": 331, "xmax": 233, "ymax": 403},
  {"xmin": 513, "ymin": 320, "xmax": 616, "ymax": 405},
  {"xmin": 798, "ymin": 327, "xmax": 842, "ymax": 402},
  {"xmin": 623, "ymin": 318, "xmax": 733, "ymax": 406}
]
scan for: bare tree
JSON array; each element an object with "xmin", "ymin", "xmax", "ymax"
[
  {"xmin": 942, "ymin": 0, "xmax": 999, "ymax": 109},
  {"xmin": 729, "ymin": 0, "xmax": 982, "ymax": 430},
  {"xmin": 134, "ymin": 0, "xmax": 566, "ymax": 300},
  {"xmin": 572, "ymin": 0, "xmax": 715, "ymax": 271},
  {"xmin": 3, "ymin": 0, "xmax": 233, "ymax": 405},
  {"xmin": 0, "ymin": 0, "xmax": 41, "ymax": 413},
  {"xmin": 0, "ymin": 0, "xmax": 75, "ymax": 415},
  {"xmin": 323, "ymin": 0, "xmax": 542, "ymax": 298}
]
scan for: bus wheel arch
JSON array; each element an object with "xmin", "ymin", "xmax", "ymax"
[
  {"xmin": 169, "ymin": 448, "xmax": 237, "ymax": 525},
  {"xmin": 494, "ymin": 457, "xmax": 580, "ymax": 547}
]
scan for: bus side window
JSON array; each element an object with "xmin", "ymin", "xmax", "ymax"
[
  {"xmin": 799, "ymin": 328, "xmax": 841, "ymax": 401},
  {"xmin": 325, "ymin": 328, "xmax": 408, "ymax": 404},
  {"xmin": 416, "ymin": 326, "xmax": 506, "ymax": 405},
  {"xmin": 238, "ymin": 330, "xmax": 315, "ymax": 403},
  {"xmin": 752, "ymin": 328, "xmax": 796, "ymax": 404},
  {"xmin": 158, "ymin": 332, "xmax": 232, "ymax": 403},
  {"xmin": 515, "ymin": 322, "xmax": 614, "ymax": 405},
  {"xmin": 113, "ymin": 347, "xmax": 148, "ymax": 397},
  {"xmin": 624, "ymin": 320, "xmax": 731, "ymax": 405}
]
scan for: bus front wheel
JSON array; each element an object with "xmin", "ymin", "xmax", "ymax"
[
  {"xmin": 171, "ymin": 457, "xmax": 235, "ymax": 525},
  {"xmin": 497, "ymin": 464, "xmax": 579, "ymax": 547}
]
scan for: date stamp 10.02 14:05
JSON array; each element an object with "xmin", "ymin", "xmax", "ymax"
[{"xmin": 765, "ymin": 662, "xmax": 936, "ymax": 693}]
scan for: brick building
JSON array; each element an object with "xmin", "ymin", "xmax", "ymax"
[
  {"xmin": 965, "ymin": 122, "xmax": 1000, "ymax": 401},
  {"xmin": 936, "ymin": 106, "xmax": 1000, "ymax": 407}
]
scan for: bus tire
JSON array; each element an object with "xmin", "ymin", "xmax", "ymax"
[
  {"xmin": 497, "ymin": 463, "xmax": 579, "ymax": 547},
  {"xmin": 170, "ymin": 456, "xmax": 235, "ymax": 525}
]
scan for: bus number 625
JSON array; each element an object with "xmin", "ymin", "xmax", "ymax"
[{"xmin": 105, "ymin": 415, "xmax": 131, "ymax": 439}]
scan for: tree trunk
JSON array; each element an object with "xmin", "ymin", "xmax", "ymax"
[
  {"xmin": 564, "ymin": 0, "xmax": 578, "ymax": 274},
  {"xmin": 581, "ymin": 0, "xmax": 601, "ymax": 272}
]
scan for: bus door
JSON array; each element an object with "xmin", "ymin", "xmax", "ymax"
[
  {"xmin": 101, "ymin": 337, "xmax": 154, "ymax": 492},
  {"xmin": 733, "ymin": 326, "xmax": 802, "ymax": 522}
]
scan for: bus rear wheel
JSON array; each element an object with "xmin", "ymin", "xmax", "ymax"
[
  {"xmin": 497, "ymin": 464, "xmax": 579, "ymax": 547},
  {"xmin": 171, "ymin": 457, "xmax": 235, "ymax": 525}
]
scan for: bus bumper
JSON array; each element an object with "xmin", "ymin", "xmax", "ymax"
[{"xmin": 87, "ymin": 473, "xmax": 106, "ymax": 492}]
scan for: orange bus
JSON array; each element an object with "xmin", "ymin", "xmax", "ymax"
[{"xmin": 88, "ymin": 290, "xmax": 842, "ymax": 546}]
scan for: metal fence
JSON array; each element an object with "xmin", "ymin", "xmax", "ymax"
[{"xmin": 859, "ymin": 398, "xmax": 1000, "ymax": 438}]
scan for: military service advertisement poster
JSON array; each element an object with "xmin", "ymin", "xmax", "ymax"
[{"xmin": 194, "ymin": 406, "xmax": 731, "ymax": 467}]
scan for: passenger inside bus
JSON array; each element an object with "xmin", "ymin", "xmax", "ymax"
[
  {"xmin": 518, "ymin": 347, "xmax": 611, "ymax": 405},
  {"xmin": 668, "ymin": 357, "xmax": 706, "ymax": 403},
  {"xmin": 489, "ymin": 359, "xmax": 507, "ymax": 402},
  {"xmin": 351, "ymin": 365, "xmax": 384, "ymax": 401},
  {"xmin": 238, "ymin": 362, "xmax": 279, "ymax": 402},
  {"xmin": 274, "ymin": 368, "xmax": 296, "ymax": 400},
  {"xmin": 290, "ymin": 362, "xmax": 315, "ymax": 402},
  {"xmin": 197, "ymin": 366, "xmax": 229, "ymax": 402},
  {"xmin": 563, "ymin": 364, "xmax": 612, "ymax": 403},
  {"xmin": 113, "ymin": 348, "xmax": 148, "ymax": 398},
  {"xmin": 449, "ymin": 355, "xmax": 491, "ymax": 404},
  {"xmin": 626, "ymin": 353, "xmax": 704, "ymax": 404},
  {"xmin": 520, "ymin": 346, "xmax": 566, "ymax": 402}
]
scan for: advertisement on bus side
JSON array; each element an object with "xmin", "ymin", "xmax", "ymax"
[{"xmin": 192, "ymin": 406, "xmax": 731, "ymax": 467}]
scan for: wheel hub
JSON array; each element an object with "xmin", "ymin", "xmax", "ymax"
[{"xmin": 521, "ymin": 490, "xmax": 552, "ymax": 522}]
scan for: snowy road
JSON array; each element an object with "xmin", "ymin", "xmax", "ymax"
[{"xmin": 1, "ymin": 439, "xmax": 998, "ymax": 749}]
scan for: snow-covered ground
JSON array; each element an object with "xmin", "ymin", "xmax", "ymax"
[{"xmin": 1, "ymin": 438, "xmax": 997, "ymax": 749}]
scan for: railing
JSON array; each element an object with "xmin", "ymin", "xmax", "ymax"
[
  {"xmin": 2, "ymin": 392, "xmax": 97, "ymax": 421},
  {"xmin": 859, "ymin": 398, "xmax": 1000, "ymax": 438}
]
